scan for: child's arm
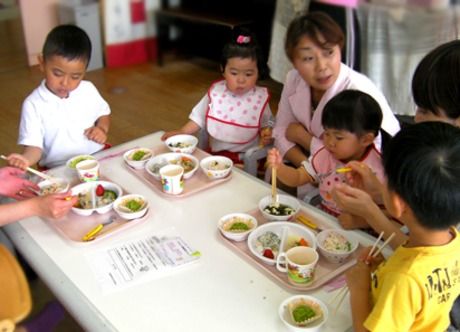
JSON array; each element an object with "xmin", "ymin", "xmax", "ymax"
[
  {"xmin": 267, "ymin": 148, "xmax": 314, "ymax": 187},
  {"xmin": 6, "ymin": 146, "xmax": 42, "ymax": 170},
  {"xmin": 84, "ymin": 115, "xmax": 110, "ymax": 144},
  {"xmin": 161, "ymin": 120, "xmax": 201, "ymax": 141},
  {"xmin": 346, "ymin": 260, "xmax": 373, "ymax": 332}
]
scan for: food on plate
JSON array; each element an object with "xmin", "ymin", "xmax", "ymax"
[
  {"xmin": 321, "ymin": 231, "xmax": 352, "ymax": 253},
  {"xmin": 118, "ymin": 197, "xmax": 146, "ymax": 212},
  {"xmin": 129, "ymin": 150, "xmax": 152, "ymax": 161},
  {"xmin": 208, "ymin": 160, "xmax": 231, "ymax": 171},
  {"xmin": 150, "ymin": 156, "xmax": 195, "ymax": 176},
  {"xmin": 288, "ymin": 298, "xmax": 323, "ymax": 326},
  {"xmin": 74, "ymin": 185, "xmax": 118, "ymax": 210},
  {"xmin": 263, "ymin": 203, "xmax": 296, "ymax": 216},
  {"xmin": 284, "ymin": 235, "xmax": 310, "ymax": 251},
  {"xmin": 255, "ymin": 231, "xmax": 281, "ymax": 259},
  {"xmin": 222, "ymin": 216, "xmax": 254, "ymax": 233},
  {"xmin": 68, "ymin": 155, "xmax": 94, "ymax": 169}
]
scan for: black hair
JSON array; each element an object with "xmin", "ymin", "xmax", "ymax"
[
  {"xmin": 285, "ymin": 11, "xmax": 345, "ymax": 62},
  {"xmin": 322, "ymin": 90, "xmax": 383, "ymax": 138},
  {"xmin": 383, "ymin": 122, "xmax": 460, "ymax": 229},
  {"xmin": 220, "ymin": 28, "xmax": 268, "ymax": 80},
  {"xmin": 412, "ymin": 40, "xmax": 460, "ymax": 120},
  {"xmin": 42, "ymin": 24, "xmax": 92, "ymax": 66}
]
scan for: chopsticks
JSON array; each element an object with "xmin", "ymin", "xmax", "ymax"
[
  {"xmin": 271, "ymin": 167, "xmax": 279, "ymax": 207},
  {"xmin": 329, "ymin": 231, "xmax": 395, "ymax": 314},
  {"xmin": 1, "ymin": 155, "xmax": 52, "ymax": 180}
]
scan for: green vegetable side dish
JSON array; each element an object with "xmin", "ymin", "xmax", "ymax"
[
  {"xmin": 292, "ymin": 305, "xmax": 316, "ymax": 323},
  {"xmin": 103, "ymin": 190, "xmax": 117, "ymax": 201},
  {"xmin": 132, "ymin": 150, "xmax": 147, "ymax": 161},
  {"xmin": 69, "ymin": 156, "xmax": 93, "ymax": 169},
  {"xmin": 125, "ymin": 199, "xmax": 143, "ymax": 212},
  {"xmin": 229, "ymin": 222, "xmax": 250, "ymax": 231}
]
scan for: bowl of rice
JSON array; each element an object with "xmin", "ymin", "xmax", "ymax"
[{"xmin": 316, "ymin": 229, "xmax": 359, "ymax": 264}]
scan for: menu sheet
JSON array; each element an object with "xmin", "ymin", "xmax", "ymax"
[{"xmin": 87, "ymin": 233, "xmax": 201, "ymax": 293}]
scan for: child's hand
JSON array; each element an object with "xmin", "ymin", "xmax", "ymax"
[
  {"xmin": 267, "ymin": 148, "xmax": 283, "ymax": 169},
  {"xmin": 0, "ymin": 166, "xmax": 39, "ymax": 199},
  {"xmin": 331, "ymin": 183, "xmax": 376, "ymax": 220},
  {"xmin": 84, "ymin": 126, "xmax": 107, "ymax": 144},
  {"xmin": 344, "ymin": 161, "xmax": 383, "ymax": 202},
  {"xmin": 357, "ymin": 246, "xmax": 385, "ymax": 270},
  {"xmin": 259, "ymin": 127, "xmax": 273, "ymax": 147},
  {"xmin": 5, "ymin": 153, "xmax": 31, "ymax": 170},
  {"xmin": 346, "ymin": 260, "xmax": 372, "ymax": 294},
  {"xmin": 338, "ymin": 213, "xmax": 370, "ymax": 230},
  {"xmin": 161, "ymin": 130, "xmax": 182, "ymax": 141}
]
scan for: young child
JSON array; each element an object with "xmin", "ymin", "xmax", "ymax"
[
  {"xmin": 6, "ymin": 25, "xmax": 111, "ymax": 169},
  {"xmin": 268, "ymin": 89, "xmax": 386, "ymax": 222},
  {"xmin": 273, "ymin": 11, "xmax": 399, "ymax": 168},
  {"xmin": 346, "ymin": 122, "xmax": 460, "ymax": 332},
  {"xmin": 161, "ymin": 31, "xmax": 274, "ymax": 165}
]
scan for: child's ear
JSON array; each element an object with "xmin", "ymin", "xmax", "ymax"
[
  {"xmin": 388, "ymin": 191, "xmax": 408, "ymax": 219},
  {"xmin": 359, "ymin": 132, "xmax": 375, "ymax": 147},
  {"xmin": 37, "ymin": 54, "xmax": 45, "ymax": 72}
]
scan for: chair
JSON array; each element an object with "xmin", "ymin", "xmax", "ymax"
[
  {"xmin": 0, "ymin": 244, "xmax": 32, "ymax": 332},
  {"xmin": 198, "ymin": 129, "xmax": 270, "ymax": 178}
]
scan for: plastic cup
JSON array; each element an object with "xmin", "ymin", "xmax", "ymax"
[
  {"xmin": 159, "ymin": 164, "xmax": 184, "ymax": 195},
  {"xmin": 75, "ymin": 159, "xmax": 100, "ymax": 182},
  {"xmin": 276, "ymin": 246, "xmax": 319, "ymax": 286}
]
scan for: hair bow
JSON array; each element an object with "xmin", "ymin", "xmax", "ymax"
[{"xmin": 236, "ymin": 35, "xmax": 251, "ymax": 44}]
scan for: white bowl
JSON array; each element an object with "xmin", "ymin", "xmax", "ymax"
[
  {"xmin": 123, "ymin": 148, "xmax": 153, "ymax": 169},
  {"xmin": 37, "ymin": 178, "xmax": 70, "ymax": 195},
  {"xmin": 218, "ymin": 213, "xmax": 257, "ymax": 242},
  {"xmin": 279, "ymin": 295, "xmax": 328, "ymax": 332},
  {"xmin": 71, "ymin": 180, "xmax": 122, "ymax": 216},
  {"xmin": 247, "ymin": 222, "xmax": 317, "ymax": 266},
  {"xmin": 66, "ymin": 154, "xmax": 96, "ymax": 169},
  {"xmin": 145, "ymin": 152, "xmax": 199, "ymax": 180},
  {"xmin": 113, "ymin": 194, "xmax": 148, "ymax": 220},
  {"xmin": 165, "ymin": 134, "xmax": 198, "ymax": 154},
  {"xmin": 316, "ymin": 229, "xmax": 359, "ymax": 264},
  {"xmin": 200, "ymin": 156, "xmax": 233, "ymax": 180},
  {"xmin": 258, "ymin": 194, "xmax": 301, "ymax": 221}
]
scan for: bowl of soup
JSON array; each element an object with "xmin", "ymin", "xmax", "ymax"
[
  {"xmin": 165, "ymin": 134, "xmax": 198, "ymax": 154},
  {"xmin": 145, "ymin": 152, "xmax": 198, "ymax": 180},
  {"xmin": 200, "ymin": 156, "xmax": 233, "ymax": 180},
  {"xmin": 258, "ymin": 194, "xmax": 300, "ymax": 221}
]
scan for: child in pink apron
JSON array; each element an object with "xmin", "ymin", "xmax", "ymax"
[
  {"xmin": 161, "ymin": 31, "xmax": 274, "ymax": 165},
  {"xmin": 268, "ymin": 90, "xmax": 388, "ymax": 230}
]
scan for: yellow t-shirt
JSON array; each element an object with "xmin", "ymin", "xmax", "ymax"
[{"xmin": 364, "ymin": 228, "xmax": 460, "ymax": 332}]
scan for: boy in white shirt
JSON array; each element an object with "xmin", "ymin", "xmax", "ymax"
[{"xmin": 6, "ymin": 25, "xmax": 111, "ymax": 169}]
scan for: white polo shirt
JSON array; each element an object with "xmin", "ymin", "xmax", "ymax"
[{"xmin": 18, "ymin": 80, "xmax": 111, "ymax": 168}]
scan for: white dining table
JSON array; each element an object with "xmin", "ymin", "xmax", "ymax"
[{"xmin": 4, "ymin": 131, "xmax": 382, "ymax": 332}]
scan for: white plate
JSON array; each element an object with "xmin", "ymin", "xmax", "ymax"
[
  {"xmin": 71, "ymin": 180, "xmax": 122, "ymax": 216},
  {"xmin": 247, "ymin": 222, "xmax": 317, "ymax": 265}
]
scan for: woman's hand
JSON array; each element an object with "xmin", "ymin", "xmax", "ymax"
[
  {"xmin": 0, "ymin": 166, "xmax": 38, "ymax": 199},
  {"xmin": 34, "ymin": 192, "xmax": 78, "ymax": 219}
]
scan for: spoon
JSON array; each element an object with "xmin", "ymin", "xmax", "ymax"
[{"xmin": 82, "ymin": 216, "xmax": 117, "ymax": 242}]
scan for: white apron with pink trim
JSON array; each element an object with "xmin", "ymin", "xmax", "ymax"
[{"xmin": 206, "ymin": 80, "xmax": 269, "ymax": 144}]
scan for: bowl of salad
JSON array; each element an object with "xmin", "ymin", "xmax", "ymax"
[
  {"xmin": 279, "ymin": 295, "xmax": 328, "ymax": 332},
  {"xmin": 258, "ymin": 194, "xmax": 300, "ymax": 221},
  {"xmin": 145, "ymin": 152, "xmax": 199, "ymax": 180},
  {"xmin": 218, "ymin": 213, "xmax": 257, "ymax": 242},
  {"xmin": 165, "ymin": 134, "xmax": 198, "ymax": 154},
  {"xmin": 316, "ymin": 229, "xmax": 359, "ymax": 264},
  {"xmin": 71, "ymin": 180, "xmax": 122, "ymax": 216},
  {"xmin": 200, "ymin": 156, "xmax": 233, "ymax": 180},
  {"xmin": 66, "ymin": 154, "xmax": 96, "ymax": 169},
  {"xmin": 123, "ymin": 148, "xmax": 153, "ymax": 169},
  {"xmin": 113, "ymin": 194, "xmax": 148, "ymax": 220}
]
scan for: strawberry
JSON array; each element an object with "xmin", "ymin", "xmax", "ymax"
[
  {"xmin": 262, "ymin": 248, "xmax": 275, "ymax": 259},
  {"xmin": 95, "ymin": 184, "xmax": 105, "ymax": 196}
]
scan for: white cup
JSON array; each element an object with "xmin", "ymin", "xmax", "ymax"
[
  {"xmin": 276, "ymin": 246, "xmax": 319, "ymax": 285},
  {"xmin": 75, "ymin": 159, "xmax": 100, "ymax": 182},
  {"xmin": 159, "ymin": 164, "xmax": 184, "ymax": 195}
]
